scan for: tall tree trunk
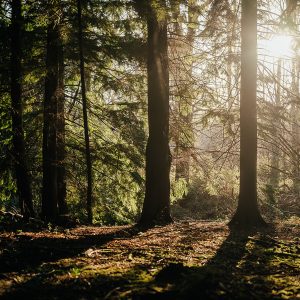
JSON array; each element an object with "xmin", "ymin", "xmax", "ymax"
[
  {"xmin": 42, "ymin": 2, "xmax": 63, "ymax": 221},
  {"xmin": 229, "ymin": 0, "xmax": 266, "ymax": 228},
  {"xmin": 57, "ymin": 42, "xmax": 67, "ymax": 215},
  {"xmin": 139, "ymin": 0, "xmax": 172, "ymax": 226},
  {"xmin": 292, "ymin": 59, "xmax": 300, "ymax": 195},
  {"xmin": 174, "ymin": 0, "xmax": 198, "ymax": 183},
  {"xmin": 226, "ymin": 0, "xmax": 236, "ymax": 110},
  {"xmin": 10, "ymin": 0, "xmax": 34, "ymax": 218},
  {"xmin": 288, "ymin": 1, "xmax": 300, "ymax": 196},
  {"xmin": 77, "ymin": 0, "xmax": 93, "ymax": 223},
  {"xmin": 268, "ymin": 58, "xmax": 282, "ymax": 201}
]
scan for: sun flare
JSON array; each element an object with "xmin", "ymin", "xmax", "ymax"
[{"xmin": 259, "ymin": 34, "xmax": 293, "ymax": 58}]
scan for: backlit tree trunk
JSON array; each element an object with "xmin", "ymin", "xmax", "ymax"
[
  {"xmin": 229, "ymin": 0, "xmax": 266, "ymax": 228},
  {"xmin": 173, "ymin": 0, "xmax": 198, "ymax": 183},
  {"xmin": 77, "ymin": 0, "xmax": 93, "ymax": 223},
  {"xmin": 291, "ymin": 58, "xmax": 300, "ymax": 195},
  {"xmin": 288, "ymin": 1, "xmax": 300, "ymax": 196},
  {"xmin": 139, "ymin": 0, "xmax": 172, "ymax": 226},
  {"xmin": 267, "ymin": 58, "xmax": 282, "ymax": 207}
]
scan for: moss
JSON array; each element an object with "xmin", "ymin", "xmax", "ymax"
[{"xmin": 0, "ymin": 221, "xmax": 299, "ymax": 299}]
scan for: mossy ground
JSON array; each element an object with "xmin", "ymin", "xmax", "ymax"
[{"xmin": 0, "ymin": 219, "xmax": 299, "ymax": 299}]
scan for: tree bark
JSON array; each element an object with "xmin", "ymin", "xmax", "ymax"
[
  {"xmin": 77, "ymin": 0, "xmax": 93, "ymax": 223},
  {"xmin": 139, "ymin": 0, "xmax": 172, "ymax": 226},
  {"xmin": 288, "ymin": 1, "xmax": 300, "ymax": 196},
  {"xmin": 291, "ymin": 58, "xmax": 300, "ymax": 195},
  {"xmin": 229, "ymin": 0, "xmax": 266, "ymax": 228},
  {"xmin": 56, "ymin": 41, "xmax": 67, "ymax": 215},
  {"xmin": 42, "ymin": 2, "xmax": 64, "ymax": 221},
  {"xmin": 10, "ymin": 0, "xmax": 34, "ymax": 219},
  {"xmin": 174, "ymin": 0, "xmax": 198, "ymax": 183},
  {"xmin": 268, "ymin": 58, "xmax": 282, "ymax": 205}
]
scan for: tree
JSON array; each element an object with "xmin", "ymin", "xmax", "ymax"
[
  {"xmin": 77, "ymin": 0, "xmax": 93, "ymax": 223},
  {"xmin": 56, "ymin": 36, "xmax": 67, "ymax": 215},
  {"xmin": 287, "ymin": 0, "xmax": 300, "ymax": 196},
  {"xmin": 10, "ymin": 0, "xmax": 34, "ymax": 218},
  {"xmin": 171, "ymin": 0, "xmax": 199, "ymax": 183},
  {"xmin": 229, "ymin": 0, "xmax": 266, "ymax": 228},
  {"xmin": 42, "ymin": 0, "xmax": 64, "ymax": 221},
  {"xmin": 139, "ymin": 0, "xmax": 172, "ymax": 226},
  {"xmin": 267, "ymin": 57, "xmax": 282, "ymax": 206}
]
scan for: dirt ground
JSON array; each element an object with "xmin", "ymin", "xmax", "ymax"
[{"xmin": 0, "ymin": 220, "xmax": 299, "ymax": 299}]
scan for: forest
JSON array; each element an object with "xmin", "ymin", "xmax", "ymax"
[{"xmin": 0, "ymin": 0, "xmax": 299, "ymax": 299}]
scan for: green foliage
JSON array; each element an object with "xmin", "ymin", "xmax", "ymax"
[
  {"xmin": 0, "ymin": 94, "xmax": 16, "ymax": 208},
  {"xmin": 171, "ymin": 177, "xmax": 188, "ymax": 203},
  {"xmin": 0, "ymin": 0, "xmax": 299, "ymax": 224},
  {"xmin": 171, "ymin": 161, "xmax": 239, "ymax": 220}
]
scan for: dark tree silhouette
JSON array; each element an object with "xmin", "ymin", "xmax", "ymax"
[
  {"xmin": 139, "ymin": 0, "xmax": 172, "ymax": 226},
  {"xmin": 77, "ymin": 0, "xmax": 93, "ymax": 223},
  {"xmin": 10, "ymin": 0, "xmax": 34, "ymax": 218},
  {"xmin": 56, "ymin": 40, "xmax": 67, "ymax": 215},
  {"xmin": 42, "ymin": 1, "xmax": 64, "ymax": 221},
  {"xmin": 229, "ymin": 0, "xmax": 266, "ymax": 228}
]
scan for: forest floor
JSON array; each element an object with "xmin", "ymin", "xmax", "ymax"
[{"xmin": 0, "ymin": 219, "xmax": 299, "ymax": 299}]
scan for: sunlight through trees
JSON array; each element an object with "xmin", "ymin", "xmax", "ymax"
[{"xmin": 0, "ymin": 0, "xmax": 299, "ymax": 226}]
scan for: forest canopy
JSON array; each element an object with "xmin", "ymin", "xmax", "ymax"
[{"xmin": 0, "ymin": 0, "xmax": 299, "ymax": 227}]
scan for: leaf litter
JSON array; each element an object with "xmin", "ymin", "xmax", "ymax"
[{"xmin": 0, "ymin": 220, "xmax": 299, "ymax": 299}]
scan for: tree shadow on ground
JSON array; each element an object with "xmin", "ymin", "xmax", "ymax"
[
  {"xmin": 1, "ymin": 264, "xmax": 150, "ymax": 300},
  {"xmin": 138, "ymin": 226, "xmax": 283, "ymax": 299},
  {"xmin": 0, "ymin": 225, "xmax": 151, "ymax": 299},
  {"xmin": 1, "ymin": 223, "xmax": 298, "ymax": 299},
  {"xmin": 1, "ymin": 223, "xmax": 174, "ymax": 300},
  {"xmin": 0, "ymin": 225, "xmax": 140, "ymax": 274}
]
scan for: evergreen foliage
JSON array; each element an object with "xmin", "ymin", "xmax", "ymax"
[{"xmin": 0, "ymin": 0, "xmax": 299, "ymax": 224}]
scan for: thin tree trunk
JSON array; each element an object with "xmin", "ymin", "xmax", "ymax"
[
  {"xmin": 139, "ymin": 0, "xmax": 172, "ymax": 226},
  {"xmin": 292, "ymin": 60, "xmax": 300, "ymax": 194},
  {"xmin": 10, "ymin": 0, "xmax": 34, "ymax": 219},
  {"xmin": 57, "ymin": 41, "xmax": 67, "ymax": 215},
  {"xmin": 226, "ymin": 0, "xmax": 236, "ymax": 110},
  {"xmin": 229, "ymin": 0, "xmax": 266, "ymax": 228},
  {"xmin": 77, "ymin": 0, "xmax": 93, "ymax": 223},
  {"xmin": 288, "ymin": 1, "xmax": 300, "ymax": 195},
  {"xmin": 269, "ymin": 58, "xmax": 282, "ymax": 198},
  {"xmin": 174, "ymin": 0, "xmax": 198, "ymax": 183}
]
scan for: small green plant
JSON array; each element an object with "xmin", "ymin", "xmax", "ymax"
[{"xmin": 69, "ymin": 267, "xmax": 82, "ymax": 277}]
